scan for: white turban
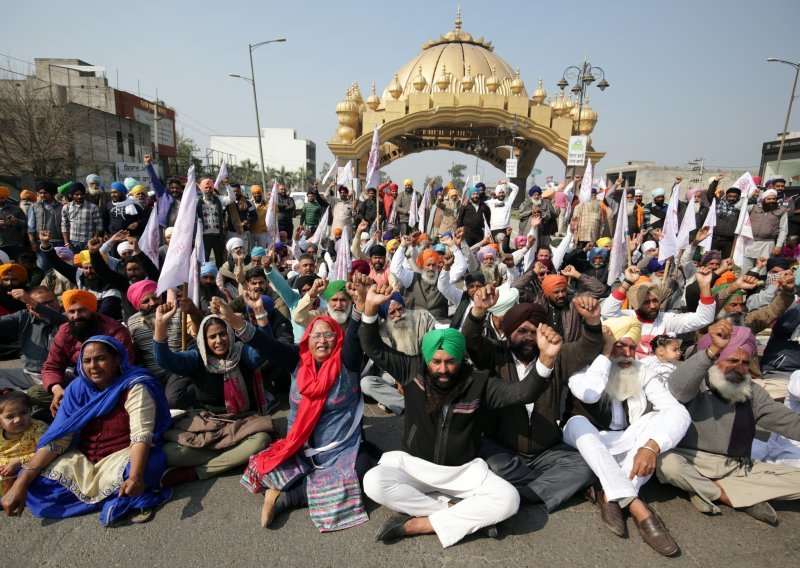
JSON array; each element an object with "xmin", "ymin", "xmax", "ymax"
[
  {"xmin": 651, "ymin": 188, "xmax": 665, "ymax": 197},
  {"xmin": 117, "ymin": 241, "xmax": 134, "ymax": 255},
  {"xmin": 762, "ymin": 189, "xmax": 778, "ymax": 200},
  {"xmin": 488, "ymin": 287, "xmax": 520, "ymax": 317},
  {"xmin": 226, "ymin": 237, "xmax": 245, "ymax": 253}
]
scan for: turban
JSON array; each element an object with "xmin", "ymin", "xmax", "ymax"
[
  {"xmin": 475, "ymin": 183, "xmax": 486, "ymax": 190},
  {"xmin": 634, "ymin": 189, "xmax": 643, "ymax": 196},
  {"xmin": 604, "ymin": 316, "xmax": 642, "ymax": 344},
  {"xmin": 0, "ymin": 263, "xmax": 27, "ymax": 283},
  {"xmin": 641, "ymin": 241, "xmax": 657, "ymax": 255},
  {"xmin": 273, "ymin": 242, "xmax": 287, "ymax": 254},
  {"xmin": 468, "ymin": 187, "xmax": 480, "ymax": 197},
  {"xmin": 251, "ymin": 246, "xmax": 266, "ymax": 258},
  {"xmin": 420, "ymin": 328, "xmax": 466, "ymax": 365},
  {"xmin": 200, "ymin": 262, "xmax": 218, "ymax": 277},
  {"xmin": 626, "ymin": 282, "xmax": 660, "ymax": 310},
  {"xmin": 700, "ymin": 250, "xmax": 722, "ymax": 266},
  {"xmin": 36, "ymin": 181, "xmax": 57, "ymax": 195},
  {"xmin": 367, "ymin": 244, "xmax": 386, "ymax": 257},
  {"xmin": 539, "ymin": 258, "xmax": 555, "ymax": 273},
  {"xmin": 360, "ymin": 231, "xmax": 371, "ymax": 241},
  {"xmin": 386, "ymin": 239, "xmax": 399, "ymax": 252},
  {"xmin": 199, "ymin": 179, "xmax": 214, "ymax": 190},
  {"xmin": 333, "ymin": 227, "xmax": 343, "ymax": 237},
  {"xmin": 416, "ymin": 249, "xmax": 441, "ymax": 270},
  {"xmin": 338, "ymin": 185, "xmax": 349, "ymax": 193},
  {"xmin": 433, "ymin": 243, "xmax": 446, "ymax": 254},
  {"xmin": 66, "ymin": 182, "xmax": 85, "ymax": 196},
  {"xmin": 164, "ymin": 228, "xmax": 175, "ymax": 240},
  {"xmin": 488, "ymin": 287, "xmax": 520, "ymax": 316},
  {"xmin": 293, "ymin": 274, "xmax": 317, "ymax": 292},
  {"xmin": 651, "ymin": 188, "xmax": 666, "ymax": 197},
  {"xmin": 686, "ymin": 187, "xmax": 703, "ymax": 199},
  {"xmin": 378, "ymin": 291, "xmax": 405, "ymax": 319},
  {"xmin": 515, "ymin": 236, "xmax": 528, "ymax": 248},
  {"xmin": 389, "ymin": 183, "xmax": 398, "ymax": 191},
  {"xmin": 130, "ymin": 185, "xmax": 148, "ymax": 197},
  {"xmin": 75, "ymin": 250, "xmax": 92, "ymax": 266},
  {"xmin": 488, "ymin": 243, "xmax": 499, "ymax": 253},
  {"xmin": 62, "ymin": 289, "xmax": 97, "ymax": 313},
  {"xmin": 417, "ymin": 233, "xmax": 428, "ymax": 244},
  {"xmin": 351, "ymin": 259, "xmax": 371, "ymax": 275},
  {"xmin": 714, "ymin": 271, "xmax": 735, "ymax": 286},
  {"xmin": 117, "ymin": 241, "xmax": 134, "ymax": 256},
  {"xmin": 448, "ymin": 188, "xmax": 459, "ymax": 198},
  {"xmin": 476, "ymin": 245, "xmax": 497, "ymax": 262},
  {"xmin": 126, "ymin": 279, "xmax": 157, "ymax": 309},
  {"xmin": 464, "ymin": 272, "xmax": 486, "ymax": 286},
  {"xmin": 647, "ymin": 258, "xmax": 666, "ymax": 274},
  {"xmin": 587, "ymin": 247, "xmax": 608, "ymax": 263},
  {"xmin": 712, "ymin": 283, "xmax": 744, "ymax": 307},
  {"xmin": 110, "ymin": 181, "xmax": 128, "ymax": 194},
  {"xmin": 245, "ymin": 294, "xmax": 275, "ymax": 315},
  {"xmin": 0, "ymin": 187, "xmax": 10, "ymax": 199},
  {"xmin": 250, "ymin": 185, "xmax": 263, "ymax": 194},
  {"xmin": 529, "ymin": 185, "xmax": 542, "ymax": 196},
  {"xmin": 55, "ymin": 247, "xmax": 73, "ymax": 263},
  {"xmin": 20, "ymin": 190, "xmax": 37, "ymax": 201},
  {"xmin": 766, "ymin": 257, "xmax": 792, "ymax": 272},
  {"xmin": 762, "ymin": 189, "xmax": 778, "ymax": 200},
  {"xmin": 697, "ymin": 326, "xmax": 757, "ymax": 360},
  {"xmin": 434, "ymin": 186, "xmax": 443, "ymax": 196},
  {"xmin": 86, "ymin": 174, "xmax": 101, "ymax": 186},
  {"xmin": 403, "ymin": 179, "xmax": 413, "ymax": 187},
  {"xmin": 591, "ymin": 188, "xmax": 598, "ymax": 195},
  {"xmin": 382, "ymin": 230, "xmax": 396, "ymax": 241},
  {"xmin": 541, "ymin": 274, "xmax": 568, "ymax": 296},
  {"xmin": 323, "ymin": 280, "xmax": 350, "ymax": 301},
  {"xmin": 501, "ymin": 303, "xmax": 547, "ymax": 338},
  {"xmin": 752, "ymin": 176, "xmax": 762, "ymax": 186},
  {"xmin": 226, "ymin": 237, "xmax": 245, "ymax": 253},
  {"xmin": 123, "ymin": 177, "xmax": 138, "ymax": 191},
  {"xmin": 596, "ymin": 237, "xmax": 612, "ymax": 248}
]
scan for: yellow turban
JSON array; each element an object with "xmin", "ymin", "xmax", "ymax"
[
  {"xmin": 75, "ymin": 250, "xmax": 92, "ymax": 266},
  {"xmin": 0, "ymin": 263, "xmax": 27, "ymax": 283},
  {"xmin": 604, "ymin": 316, "xmax": 642, "ymax": 344},
  {"xmin": 403, "ymin": 179, "xmax": 413, "ymax": 187},
  {"xmin": 596, "ymin": 237, "xmax": 612, "ymax": 248},
  {"xmin": 130, "ymin": 185, "xmax": 148, "ymax": 197},
  {"xmin": 386, "ymin": 239, "xmax": 399, "ymax": 252}
]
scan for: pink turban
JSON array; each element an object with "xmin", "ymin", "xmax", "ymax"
[
  {"xmin": 126, "ymin": 279, "xmax": 158, "ymax": 309},
  {"xmin": 686, "ymin": 187, "xmax": 703, "ymax": 199},
  {"xmin": 697, "ymin": 326, "xmax": 757, "ymax": 360},
  {"xmin": 514, "ymin": 236, "xmax": 528, "ymax": 248},
  {"xmin": 476, "ymin": 245, "xmax": 497, "ymax": 262}
]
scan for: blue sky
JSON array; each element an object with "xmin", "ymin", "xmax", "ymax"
[{"xmin": 3, "ymin": 0, "xmax": 799, "ymax": 186}]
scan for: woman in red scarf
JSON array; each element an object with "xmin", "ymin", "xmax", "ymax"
[{"xmin": 242, "ymin": 286, "xmax": 377, "ymax": 531}]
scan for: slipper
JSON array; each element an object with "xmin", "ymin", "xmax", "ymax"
[{"xmin": 131, "ymin": 508, "xmax": 153, "ymax": 524}]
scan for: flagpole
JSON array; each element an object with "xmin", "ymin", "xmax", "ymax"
[
  {"xmin": 626, "ymin": 235, "xmax": 632, "ymax": 267},
  {"xmin": 661, "ymin": 258, "xmax": 671, "ymax": 293},
  {"xmin": 729, "ymin": 236, "xmax": 737, "ymax": 261},
  {"xmin": 181, "ymin": 283, "xmax": 188, "ymax": 351}
]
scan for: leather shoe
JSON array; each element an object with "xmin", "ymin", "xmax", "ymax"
[
  {"xmin": 586, "ymin": 486, "xmax": 626, "ymax": 538},
  {"xmin": 375, "ymin": 513, "xmax": 412, "ymax": 542},
  {"xmin": 633, "ymin": 504, "xmax": 679, "ymax": 556},
  {"xmin": 740, "ymin": 501, "xmax": 778, "ymax": 526}
]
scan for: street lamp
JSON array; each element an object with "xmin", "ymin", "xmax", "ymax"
[
  {"xmin": 766, "ymin": 57, "xmax": 800, "ymax": 177},
  {"xmin": 229, "ymin": 37, "xmax": 286, "ymax": 191}
]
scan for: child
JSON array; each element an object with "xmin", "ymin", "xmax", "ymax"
[
  {"xmin": 0, "ymin": 389, "xmax": 48, "ymax": 498},
  {"xmin": 641, "ymin": 335, "xmax": 681, "ymax": 385}
]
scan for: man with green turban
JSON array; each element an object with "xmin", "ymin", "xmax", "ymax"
[
  {"xmin": 292, "ymin": 278, "xmax": 352, "ymax": 328},
  {"xmin": 358, "ymin": 283, "xmax": 563, "ymax": 548}
]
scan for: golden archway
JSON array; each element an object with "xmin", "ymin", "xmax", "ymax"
[{"xmin": 327, "ymin": 8, "xmax": 605, "ymax": 189}]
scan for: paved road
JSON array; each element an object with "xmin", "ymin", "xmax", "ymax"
[{"xmin": 2, "ymin": 397, "xmax": 798, "ymax": 568}]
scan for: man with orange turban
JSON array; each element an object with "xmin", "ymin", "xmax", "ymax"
[
  {"xmin": 532, "ymin": 270, "xmax": 606, "ymax": 343},
  {"xmin": 38, "ymin": 288, "xmax": 134, "ymax": 416},
  {"xmin": 391, "ymin": 235, "xmax": 450, "ymax": 323},
  {"xmin": 0, "ymin": 263, "xmax": 29, "ymax": 315}
]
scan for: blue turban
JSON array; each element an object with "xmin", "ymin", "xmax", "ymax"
[
  {"xmin": 273, "ymin": 242, "xmax": 287, "ymax": 254},
  {"xmin": 587, "ymin": 247, "xmax": 609, "ymax": 263},
  {"xmin": 647, "ymin": 258, "xmax": 666, "ymax": 274},
  {"xmin": 200, "ymin": 262, "xmax": 218, "ymax": 277},
  {"xmin": 475, "ymin": 182, "xmax": 486, "ymax": 190},
  {"xmin": 250, "ymin": 246, "xmax": 266, "ymax": 258},
  {"xmin": 110, "ymin": 181, "xmax": 128, "ymax": 195},
  {"xmin": 528, "ymin": 185, "xmax": 542, "ymax": 197},
  {"xmin": 468, "ymin": 187, "xmax": 480, "ymax": 197},
  {"xmin": 433, "ymin": 243, "xmax": 446, "ymax": 253},
  {"xmin": 245, "ymin": 294, "xmax": 275, "ymax": 315},
  {"xmin": 378, "ymin": 291, "xmax": 404, "ymax": 319},
  {"xmin": 651, "ymin": 188, "xmax": 666, "ymax": 197}
]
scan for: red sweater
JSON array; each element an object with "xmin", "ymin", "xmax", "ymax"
[{"xmin": 41, "ymin": 313, "xmax": 135, "ymax": 393}]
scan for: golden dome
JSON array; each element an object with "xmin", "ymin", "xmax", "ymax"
[
  {"xmin": 387, "ymin": 74, "xmax": 402, "ymax": 100},
  {"xmin": 532, "ymin": 77, "xmax": 547, "ymax": 105},
  {"xmin": 366, "ymin": 83, "xmax": 380, "ymax": 110},
  {"xmin": 510, "ymin": 68, "xmax": 525, "ymax": 95},
  {"xmin": 412, "ymin": 66, "xmax": 427, "ymax": 92},
  {"xmin": 381, "ymin": 9, "xmax": 528, "ymax": 99},
  {"xmin": 435, "ymin": 64, "xmax": 451, "ymax": 91},
  {"xmin": 336, "ymin": 89, "xmax": 358, "ymax": 114},
  {"xmin": 552, "ymin": 90, "xmax": 567, "ymax": 116},
  {"xmin": 566, "ymin": 93, "xmax": 577, "ymax": 115},
  {"xmin": 575, "ymin": 98, "xmax": 598, "ymax": 135},
  {"xmin": 485, "ymin": 65, "xmax": 500, "ymax": 93},
  {"xmin": 350, "ymin": 82, "xmax": 364, "ymax": 106},
  {"xmin": 461, "ymin": 64, "xmax": 474, "ymax": 92}
]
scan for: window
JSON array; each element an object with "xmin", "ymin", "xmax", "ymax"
[
  {"xmin": 128, "ymin": 133, "xmax": 135, "ymax": 157},
  {"xmin": 116, "ymin": 131, "xmax": 124, "ymax": 155}
]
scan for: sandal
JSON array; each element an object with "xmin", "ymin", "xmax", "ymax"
[{"xmin": 131, "ymin": 508, "xmax": 154, "ymax": 524}]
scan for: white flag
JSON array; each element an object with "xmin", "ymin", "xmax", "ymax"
[
  {"xmin": 607, "ymin": 196, "xmax": 629, "ymax": 285},
  {"xmin": 596, "ymin": 174, "xmax": 608, "ymax": 201},
  {"xmin": 563, "ymin": 180, "xmax": 575, "ymax": 223},
  {"xmin": 308, "ymin": 206, "xmax": 330, "ymax": 245},
  {"xmin": 552, "ymin": 227, "xmax": 574, "ymax": 271},
  {"xmin": 418, "ymin": 184, "xmax": 431, "ymax": 232},
  {"xmin": 333, "ymin": 225, "xmax": 351, "ymax": 280},
  {"xmin": 461, "ymin": 178, "xmax": 471, "ymax": 205},
  {"xmin": 409, "ymin": 189, "xmax": 418, "ymax": 226},
  {"xmin": 732, "ymin": 172, "xmax": 759, "ymax": 199},
  {"xmin": 321, "ymin": 161, "xmax": 337, "ymax": 185},
  {"xmin": 578, "ymin": 159, "xmax": 593, "ymax": 204},
  {"xmin": 365, "ymin": 126, "xmax": 381, "ymax": 189},
  {"xmin": 675, "ymin": 200, "xmax": 697, "ymax": 250},
  {"xmin": 138, "ymin": 208, "xmax": 160, "ymax": 268},
  {"xmin": 483, "ymin": 216, "xmax": 492, "ymax": 239},
  {"xmin": 157, "ymin": 166, "xmax": 197, "ymax": 295},
  {"xmin": 265, "ymin": 183, "xmax": 280, "ymax": 246},
  {"xmin": 732, "ymin": 204, "xmax": 753, "ymax": 268},
  {"xmin": 213, "ymin": 161, "xmax": 228, "ymax": 191},
  {"xmin": 658, "ymin": 184, "xmax": 681, "ymax": 262},
  {"xmin": 698, "ymin": 199, "xmax": 716, "ymax": 250},
  {"xmin": 336, "ymin": 160, "xmax": 354, "ymax": 187},
  {"xmin": 188, "ymin": 219, "xmax": 205, "ymax": 305}
]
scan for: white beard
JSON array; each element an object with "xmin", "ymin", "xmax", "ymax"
[
  {"xmin": 604, "ymin": 358, "xmax": 642, "ymax": 402},
  {"xmin": 626, "ymin": 202, "xmax": 635, "ymax": 216},
  {"xmin": 328, "ymin": 307, "xmax": 350, "ymax": 325},
  {"xmin": 715, "ymin": 310, "xmax": 745, "ymax": 325},
  {"xmin": 420, "ymin": 269, "xmax": 438, "ymax": 285},
  {"xmin": 387, "ymin": 314, "xmax": 419, "ymax": 355},
  {"xmin": 707, "ymin": 365, "xmax": 753, "ymax": 404},
  {"xmin": 531, "ymin": 199, "xmax": 542, "ymax": 207},
  {"xmin": 480, "ymin": 263, "xmax": 498, "ymax": 283},
  {"xmin": 694, "ymin": 201, "xmax": 701, "ymax": 213}
]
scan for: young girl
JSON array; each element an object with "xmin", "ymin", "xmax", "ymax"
[
  {"xmin": 641, "ymin": 335, "xmax": 681, "ymax": 385},
  {"xmin": 0, "ymin": 390, "xmax": 48, "ymax": 498}
]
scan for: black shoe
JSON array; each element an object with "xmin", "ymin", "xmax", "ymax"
[
  {"xmin": 481, "ymin": 524, "xmax": 499, "ymax": 539},
  {"xmin": 375, "ymin": 513, "xmax": 412, "ymax": 542}
]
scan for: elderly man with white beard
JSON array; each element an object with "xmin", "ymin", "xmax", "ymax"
[
  {"xmin": 360, "ymin": 291, "xmax": 437, "ymax": 415},
  {"xmin": 657, "ymin": 321, "xmax": 800, "ymax": 526},
  {"xmin": 562, "ymin": 316, "xmax": 691, "ymax": 557},
  {"xmin": 391, "ymin": 235, "xmax": 451, "ymax": 323},
  {"xmin": 292, "ymin": 279, "xmax": 352, "ymax": 328}
]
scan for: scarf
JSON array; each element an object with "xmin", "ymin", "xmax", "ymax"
[
  {"xmin": 196, "ymin": 316, "xmax": 266, "ymax": 414},
  {"xmin": 255, "ymin": 315, "xmax": 343, "ymax": 476},
  {"xmin": 111, "ymin": 196, "xmax": 140, "ymax": 217},
  {"xmin": 706, "ymin": 376, "xmax": 756, "ymax": 471},
  {"xmin": 38, "ymin": 335, "xmax": 171, "ymax": 450}
]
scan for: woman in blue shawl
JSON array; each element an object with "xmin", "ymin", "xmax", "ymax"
[{"xmin": 1, "ymin": 336, "xmax": 172, "ymax": 525}]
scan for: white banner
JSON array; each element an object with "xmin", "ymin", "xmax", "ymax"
[
  {"xmin": 138, "ymin": 208, "xmax": 160, "ymax": 268},
  {"xmin": 607, "ymin": 196, "xmax": 630, "ymax": 286},
  {"xmin": 676, "ymin": 199, "xmax": 697, "ymax": 250},
  {"xmin": 505, "ymin": 158, "xmax": 518, "ymax": 178},
  {"xmin": 115, "ymin": 163, "xmax": 158, "ymax": 190},
  {"xmin": 157, "ymin": 166, "xmax": 197, "ymax": 295},
  {"xmin": 698, "ymin": 199, "xmax": 716, "ymax": 250},
  {"xmin": 188, "ymin": 219, "xmax": 205, "ymax": 306},
  {"xmin": 658, "ymin": 184, "xmax": 681, "ymax": 262},
  {"xmin": 578, "ymin": 158, "xmax": 593, "ymax": 204},
  {"xmin": 365, "ymin": 126, "xmax": 381, "ymax": 189},
  {"xmin": 567, "ymin": 136, "xmax": 587, "ymax": 167}
]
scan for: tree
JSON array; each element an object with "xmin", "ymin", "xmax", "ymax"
[
  {"xmin": 230, "ymin": 159, "xmax": 259, "ymax": 185},
  {"xmin": 0, "ymin": 75, "xmax": 78, "ymax": 179},
  {"xmin": 424, "ymin": 175, "xmax": 443, "ymax": 189},
  {"xmin": 174, "ymin": 130, "xmax": 202, "ymax": 177},
  {"xmin": 448, "ymin": 163, "xmax": 467, "ymax": 187},
  {"xmin": 318, "ymin": 161, "xmax": 331, "ymax": 182}
]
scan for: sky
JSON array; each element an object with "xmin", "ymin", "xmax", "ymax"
[{"xmin": 3, "ymin": 0, "xmax": 799, "ymax": 187}]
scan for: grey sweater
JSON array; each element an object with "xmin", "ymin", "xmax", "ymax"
[{"xmin": 668, "ymin": 351, "xmax": 800, "ymax": 456}]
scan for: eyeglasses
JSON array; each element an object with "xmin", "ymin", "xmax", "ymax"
[{"xmin": 309, "ymin": 332, "xmax": 336, "ymax": 341}]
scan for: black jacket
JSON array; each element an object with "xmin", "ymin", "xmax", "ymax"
[
  {"xmin": 359, "ymin": 318, "xmax": 552, "ymax": 466},
  {"xmin": 456, "ymin": 202, "xmax": 491, "ymax": 246}
]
